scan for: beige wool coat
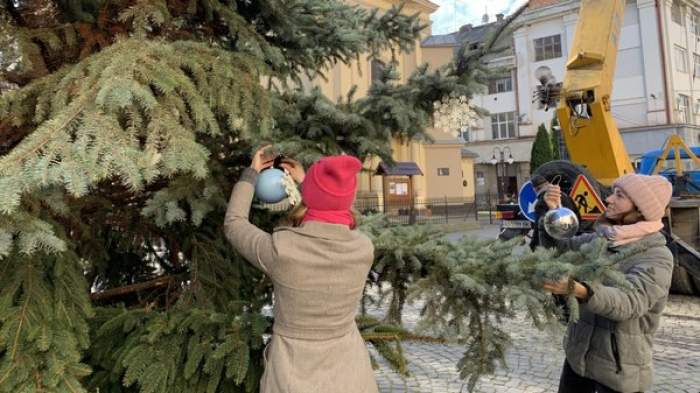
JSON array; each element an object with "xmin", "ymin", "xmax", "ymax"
[{"xmin": 224, "ymin": 168, "xmax": 379, "ymax": 393}]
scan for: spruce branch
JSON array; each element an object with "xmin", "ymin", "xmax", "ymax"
[
  {"xmin": 89, "ymin": 273, "xmax": 185, "ymax": 302},
  {"xmin": 0, "ymin": 2, "xmax": 542, "ymax": 392}
]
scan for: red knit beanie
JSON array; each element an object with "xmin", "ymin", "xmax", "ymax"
[
  {"xmin": 612, "ymin": 174, "xmax": 672, "ymax": 221},
  {"xmin": 302, "ymin": 155, "xmax": 362, "ymax": 211}
]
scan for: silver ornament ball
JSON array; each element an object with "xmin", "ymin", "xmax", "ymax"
[{"xmin": 543, "ymin": 207, "xmax": 579, "ymax": 240}]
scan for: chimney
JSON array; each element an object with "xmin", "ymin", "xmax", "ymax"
[
  {"xmin": 459, "ymin": 24, "xmax": 472, "ymax": 33},
  {"xmin": 496, "ymin": 13, "xmax": 504, "ymax": 22}
]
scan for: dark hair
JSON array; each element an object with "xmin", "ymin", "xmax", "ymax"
[{"xmin": 531, "ymin": 175, "xmax": 548, "ymax": 189}]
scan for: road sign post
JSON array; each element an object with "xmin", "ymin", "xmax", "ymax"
[{"xmin": 518, "ymin": 181, "xmax": 538, "ymax": 222}]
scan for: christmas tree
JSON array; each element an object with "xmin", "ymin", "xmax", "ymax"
[
  {"xmin": 362, "ymin": 215, "xmax": 637, "ymax": 392},
  {"xmin": 0, "ymin": 1, "xmax": 548, "ymax": 392}
]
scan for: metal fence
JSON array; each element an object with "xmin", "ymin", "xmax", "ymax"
[{"xmin": 354, "ymin": 193, "xmax": 499, "ymax": 226}]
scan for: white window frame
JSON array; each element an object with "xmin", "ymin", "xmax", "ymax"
[
  {"xmin": 534, "ymin": 35, "xmax": 562, "ymax": 62},
  {"xmin": 694, "ymin": 53, "xmax": 700, "ymax": 77},
  {"xmin": 678, "ymin": 94, "xmax": 690, "ymax": 122},
  {"xmin": 488, "ymin": 75, "xmax": 513, "ymax": 94},
  {"xmin": 695, "ymin": 99, "xmax": 700, "ymax": 115},
  {"xmin": 671, "ymin": 1, "xmax": 683, "ymax": 25},
  {"xmin": 675, "ymin": 46, "xmax": 688, "ymax": 73},
  {"xmin": 491, "ymin": 112, "xmax": 516, "ymax": 140},
  {"xmin": 691, "ymin": 13, "xmax": 700, "ymax": 34},
  {"xmin": 461, "ymin": 127, "xmax": 471, "ymax": 142}
]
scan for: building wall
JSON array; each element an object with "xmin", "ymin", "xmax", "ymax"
[
  {"xmin": 302, "ymin": 0, "xmax": 471, "ymax": 204},
  {"xmin": 662, "ymin": 0, "xmax": 700, "ymax": 131},
  {"xmin": 423, "ymin": 144, "xmax": 464, "ymax": 198},
  {"xmin": 513, "ymin": 1, "xmax": 661, "ymax": 132},
  {"xmin": 510, "ymin": 0, "xmax": 699, "ymax": 156},
  {"xmin": 514, "ymin": 8, "xmax": 572, "ymax": 137},
  {"xmin": 422, "ymin": 46, "xmax": 454, "ymax": 71}
]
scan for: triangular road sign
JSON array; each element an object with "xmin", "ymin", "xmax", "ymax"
[{"xmin": 569, "ymin": 175, "xmax": 606, "ymax": 220}]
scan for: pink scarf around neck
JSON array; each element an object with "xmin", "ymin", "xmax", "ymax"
[
  {"xmin": 301, "ymin": 208, "xmax": 355, "ymax": 228},
  {"xmin": 596, "ymin": 219, "xmax": 663, "ymax": 247}
]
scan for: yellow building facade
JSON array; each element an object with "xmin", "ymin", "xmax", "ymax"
[{"xmin": 303, "ymin": 0, "xmax": 475, "ymax": 208}]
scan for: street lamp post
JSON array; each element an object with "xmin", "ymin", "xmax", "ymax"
[{"xmin": 490, "ymin": 147, "xmax": 513, "ymax": 202}]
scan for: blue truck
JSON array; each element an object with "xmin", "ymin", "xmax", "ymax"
[{"xmin": 636, "ymin": 146, "xmax": 700, "ymax": 195}]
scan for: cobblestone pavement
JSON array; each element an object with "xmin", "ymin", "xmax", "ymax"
[{"xmin": 369, "ymin": 224, "xmax": 700, "ymax": 393}]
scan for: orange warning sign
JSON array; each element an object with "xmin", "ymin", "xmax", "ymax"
[{"xmin": 569, "ymin": 175, "xmax": 606, "ymax": 219}]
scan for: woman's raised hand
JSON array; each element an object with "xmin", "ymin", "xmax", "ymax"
[
  {"xmin": 544, "ymin": 184, "xmax": 562, "ymax": 210},
  {"xmin": 279, "ymin": 158, "xmax": 305, "ymax": 184},
  {"xmin": 250, "ymin": 145, "xmax": 275, "ymax": 173}
]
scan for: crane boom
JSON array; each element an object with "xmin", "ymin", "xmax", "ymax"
[{"xmin": 556, "ymin": 0, "xmax": 634, "ymax": 186}]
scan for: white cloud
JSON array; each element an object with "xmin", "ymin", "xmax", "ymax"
[{"xmin": 429, "ymin": 0, "xmax": 529, "ymax": 35}]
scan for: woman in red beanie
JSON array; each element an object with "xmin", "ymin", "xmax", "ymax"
[
  {"xmin": 224, "ymin": 146, "xmax": 378, "ymax": 393},
  {"xmin": 539, "ymin": 174, "xmax": 674, "ymax": 393}
]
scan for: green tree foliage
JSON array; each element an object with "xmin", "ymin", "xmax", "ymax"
[
  {"xmin": 0, "ymin": 0, "xmax": 528, "ymax": 391},
  {"xmin": 361, "ymin": 215, "xmax": 637, "ymax": 392},
  {"xmin": 530, "ymin": 123, "xmax": 554, "ymax": 174}
]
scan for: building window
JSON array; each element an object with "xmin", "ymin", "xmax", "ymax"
[
  {"xmin": 461, "ymin": 128, "xmax": 471, "ymax": 142},
  {"xmin": 491, "ymin": 112, "xmax": 516, "ymax": 139},
  {"xmin": 534, "ymin": 35, "xmax": 562, "ymax": 61},
  {"xmin": 488, "ymin": 75, "xmax": 513, "ymax": 94},
  {"xmin": 437, "ymin": 168, "xmax": 450, "ymax": 176},
  {"xmin": 678, "ymin": 94, "xmax": 690, "ymax": 122},
  {"xmin": 694, "ymin": 53, "xmax": 700, "ymax": 77},
  {"xmin": 695, "ymin": 99, "xmax": 700, "ymax": 115},
  {"xmin": 691, "ymin": 13, "xmax": 700, "ymax": 34},
  {"xmin": 476, "ymin": 171, "xmax": 485, "ymax": 186},
  {"xmin": 370, "ymin": 59, "xmax": 385, "ymax": 83},
  {"xmin": 671, "ymin": 1, "xmax": 683, "ymax": 25},
  {"xmin": 675, "ymin": 46, "xmax": 687, "ymax": 72}
]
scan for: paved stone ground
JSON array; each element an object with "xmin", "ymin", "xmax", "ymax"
[{"xmin": 369, "ymin": 224, "xmax": 700, "ymax": 393}]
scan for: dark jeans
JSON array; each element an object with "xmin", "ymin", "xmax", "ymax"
[{"xmin": 558, "ymin": 359, "xmax": 642, "ymax": 393}]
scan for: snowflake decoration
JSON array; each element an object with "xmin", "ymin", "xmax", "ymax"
[
  {"xmin": 281, "ymin": 169, "xmax": 302, "ymax": 206},
  {"xmin": 433, "ymin": 92, "xmax": 478, "ymax": 138}
]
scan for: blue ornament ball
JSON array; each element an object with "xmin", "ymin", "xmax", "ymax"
[{"xmin": 255, "ymin": 168, "xmax": 288, "ymax": 204}]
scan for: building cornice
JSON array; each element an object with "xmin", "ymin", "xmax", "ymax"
[
  {"xmin": 636, "ymin": 0, "xmax": 657, "ymax": 8},
  {"xmin": 407, "ymin": 0, "xmax": 440, "ymax": 14},
  {"xmin": 353, "ymin": 0, "xmax": 438, "ymax": 14},
  {"xmin": 518, "ymin": 0, "xmax": 580, "ymax": 24}
]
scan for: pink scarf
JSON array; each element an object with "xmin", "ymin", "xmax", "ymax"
[
  {"xmin": 301, "ymin": 209, "xmax": 355, "ymax": 228},
  {"xmin": 596, "ymin": 219, "xmax": 664, "ymax": 247}
]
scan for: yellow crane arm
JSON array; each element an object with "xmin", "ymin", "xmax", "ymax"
[{"xmin": 557, "ymin": 0, "xmax": 635, "ymax": 186}]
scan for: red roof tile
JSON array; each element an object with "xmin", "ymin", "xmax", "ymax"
[{"xmin": 527, "ymin": 0, "xmax": 567, "ymax": 10}]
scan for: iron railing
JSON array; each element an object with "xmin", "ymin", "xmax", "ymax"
[{"xmin": 354, "ymin": 193, "xmax": 499, "ymax": 226}]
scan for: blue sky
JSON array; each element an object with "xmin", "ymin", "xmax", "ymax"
[{"xmin": 429, "ymin": 0, "xmax": 529, "ymax": 35}]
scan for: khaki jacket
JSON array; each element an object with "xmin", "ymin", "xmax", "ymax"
[
  {"xmin": 224, "ymin": 169, "xmax": 378, "ymax": 393},
  {"xmin": 541, "ymin": 226, "xmax": 673, "ymax": 393}
]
